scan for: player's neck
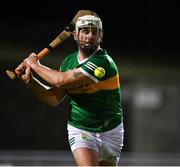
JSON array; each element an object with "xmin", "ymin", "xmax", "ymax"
[{"xmin": 78, "ymin": 51, "xmax": 89, "ymax": 61}]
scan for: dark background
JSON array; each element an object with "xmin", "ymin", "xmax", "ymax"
[
  {"xmin": 1, "ymin": 0, "xmax": 180, "ymax": 55},
  {"xmin": 0, "ymin": 0, "xmax": 180, "ymax": 165}
]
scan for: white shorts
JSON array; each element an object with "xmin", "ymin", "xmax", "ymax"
[{"xmin": 67, "ymin": 123, "xmax": 124, "ymax": 165}]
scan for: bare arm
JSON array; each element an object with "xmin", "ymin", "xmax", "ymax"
[
  {"xmin": 27, "ymin": 75, "xmax": 66, "ymax": 107},
  {"xmin": 15, "ymin": 55, "xmax": 66, "ymax": 107},
  {"xmin": 24, "ymin": 54, "xmax": 94, "ymax": 90}
]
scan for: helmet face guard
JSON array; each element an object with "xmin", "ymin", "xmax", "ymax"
[
  {"xmin": 75, "ymin": 15, "xmax": 103, "ymax": 31},
  {"xmin": 75, "ymin": 15, "xmax": 103, "ymax": 55}
]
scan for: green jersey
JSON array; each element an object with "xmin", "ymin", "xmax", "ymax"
[{"xmin": 60, "ymin": 48, "xmax": 123, "ymax": 132}]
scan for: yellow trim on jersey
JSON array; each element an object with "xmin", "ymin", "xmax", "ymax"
[{"xmin": 67, "ymin": 74, "xmax": 120, "ymax": 94}]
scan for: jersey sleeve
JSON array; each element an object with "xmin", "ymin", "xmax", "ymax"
[
  {"xmin": 80, "ymin": 55, "xmax": 112, "ymax": 83},
  {"xmin": 59, "ymin": 57, "xmax": 68, "ymax": 72}
]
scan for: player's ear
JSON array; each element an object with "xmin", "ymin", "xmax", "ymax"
[{"xmin": 73, "ymin": 31, "xmax": 78, "ymax": 41}]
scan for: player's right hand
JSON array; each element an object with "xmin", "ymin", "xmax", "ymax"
[
  {"xmin": 15, "ymin": 62, "xmax": 31, "ymax": 84},
  {"xmin": 21, "ymin": 66, "xmax": 31, "ymax": 84},
  {"xmin": 15, "ymin": 62, "xmax": 25, "ymax": 77}
]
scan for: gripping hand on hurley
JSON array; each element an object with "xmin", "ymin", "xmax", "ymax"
[{"xmin": 15, "ymin": 53, "xmax": 38, "ymax": 84}]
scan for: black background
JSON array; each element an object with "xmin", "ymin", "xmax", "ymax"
[{"xmin": 1, "ymin": 0, "xmax": 180, "ymax": 56}]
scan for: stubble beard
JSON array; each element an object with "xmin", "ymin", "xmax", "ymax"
[{"xmin": 78, "ymin": 43, "xmax": 99, "ymax": 56}]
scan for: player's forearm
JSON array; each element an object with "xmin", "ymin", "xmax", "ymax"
[
  {"xmin": 27, "ymin": 75, "xmax": 65, "ymax": 107},
  {"xmin": 30, "ymin": 63, "xmax": 66, "ymax": 88}
]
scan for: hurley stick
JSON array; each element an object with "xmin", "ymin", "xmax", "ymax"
[{"xmin": 6, "ymin": 9, "xmax": 99, "ymax": 80}]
